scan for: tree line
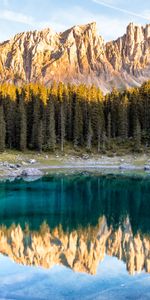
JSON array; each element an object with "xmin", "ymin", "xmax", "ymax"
[{"xmin": 0, "ymin": 81, "xmax": 150, "ymax": 153}]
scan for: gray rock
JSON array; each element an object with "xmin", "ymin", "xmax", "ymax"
[
  {"xmin": 29, "ymin": 159, "xmax": 37, "ymax": 164},
  {"xmin": 9, "ymin": 164, "xmax": 18, "ymax": 169},
  {"xmin": 144, "ymin": 165, "xmax": 150, "ymax": 171},
  {"xmin": 21, "ymin": 161, "xmax": 28, "ymax": 166},
  {"xmin": 7, "ymin": 171, "xmax": 20, "ymax": 178},
  {"xmin": 82, "ymin": 154, "xmax": 89, "ymax": 160},
  {"xmin": 23, "ymin": 176, "xmax": 42, "ymax": 182},
  {"xmin": 16, "ymin": 163, "xmax": 22, "ymax": 168},
  {"xmin": 21, "ymin": 168, "xmax": 43, "ymax": 177},
  {"xmin": 120, "ymin": 159, "xmax": 125, "ymax": 162},
  {"xmin": 119, "ymin": 164, "xmax": 135, "ymax": 170},
  {"xmin": 3, "ymin": 162, "xmax": 9, "ymax": 167}
]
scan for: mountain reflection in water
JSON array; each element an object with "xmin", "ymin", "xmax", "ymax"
[{"xmin": 0, "ymin": 173, "xmax": 150, "ymax": 276}]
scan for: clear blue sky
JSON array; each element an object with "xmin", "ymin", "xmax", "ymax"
[{"xmin": 0, "ymin": 0, "xmax": 150, "ymax": 42}]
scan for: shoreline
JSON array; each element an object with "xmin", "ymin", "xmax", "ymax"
[
  {"xmin": 0, "ymin": 152, "xmax": 150, "ymax": 179},
  {"xmin": 0, "ymin": 163, "xmax": 150, "ymax": 180}
]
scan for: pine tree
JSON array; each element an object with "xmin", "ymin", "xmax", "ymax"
[
  {"xmin": 134, "ymin": 118, "xmax": 141, "ymax": 151},
  {"xmin": 66, "ymin": 85, "xmax": 73, "ymax": 141},
  {"xmin": 139, "ymin": 82, "xmax": 150, "ymax": 144},
  {"xmin": 31, "ymin": 94, "xmax": 41, "ymax": 149},
  {"xmin": 26, "ymin": 88, "xmax": 34, "ymax": 149},
  {"xmin": 46, "ymin": 96, "xmax": 56, "ymax": 151},
  {"xmin": 37, "ymin": 119, "xmax": 43, "ymax": 152},
  {"xmin": 109, "ymin": 88, "xmax": 119, "ymax": 138},
  {"xmin": 102, "ymin": 131, "xmax": 106, "ymax": 152},
  {"xmin": 3, "ymin": 96, "xmax": 16, "ymax": 149},
  {"xmin": 15, "ymin": 90, "xmax": 27, "ymax": 151},
  {"xmin": 73, "ymin": 90, "xmax": 83, "ymax": 147},
  {"xmin": 96, "ymin": 101, "xmax": 105, "ymax": 152},
  {"xmin": 97, "ymin": 124, "xmax": 101, "ymax": 153},
  {"xmin": 86, "ymin": 118, "xmax": 93, "ymax": 151},
  {"xmin": 60, "ymin": 100, "xmax": 65, "ymax": 152},
  {"xmin": 107, "ymin": 112, "xmax": 111, "ymax": 139},
  {"xmin": 19, "ymin": 93, "xmax": 27, "ymax": 151},
  {"xmin": 0, "ymin": 100, "xmax": 6, "ymax": 152},
  {"xmin": 57, "ymin": 83, "xmax": 66, "ymax": 152},
  {"xmin": 118, "ymin": 95, "xmax": 128, "ymax": 140}
]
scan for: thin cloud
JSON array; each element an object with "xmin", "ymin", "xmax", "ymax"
[
  {"xmin": 0, "ymin": 9, "xmax": 34, "ymax": 24},
  {"xmin": 0, "ymin": 5, "xmax": 137, "ymax": 42},
  {"xmin": 46, "ymin": 5, "xmax": 130, "ymax": 40},
  {"xmin": 37, "ymin": 5, "xmax": 129, "ymax": 40},
  {"xmin": 92, "ymin": 0, "xmax": 150, "ymax": 21}
]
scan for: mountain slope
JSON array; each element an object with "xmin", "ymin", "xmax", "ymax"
[
  {"xmin": 106, "ymin": 23, "xmax": 150, "ymax": 88},
  {"xmin": 0, "ymin": 22, "xmax": 150, "ymax": 92}
]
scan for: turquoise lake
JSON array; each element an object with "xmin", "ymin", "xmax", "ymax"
[{"xmin": 0, "ymin": 173, "xmax": 150, "ymax": 299}]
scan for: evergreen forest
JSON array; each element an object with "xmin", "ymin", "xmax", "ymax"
[{"xmin": 0, "ymin": 81, "xmax": 150, "ymax": 153}]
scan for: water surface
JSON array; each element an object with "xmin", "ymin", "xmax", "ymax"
[{"xmin": 0, "ymin": 173, "xmax": 150, "ymax": 299}]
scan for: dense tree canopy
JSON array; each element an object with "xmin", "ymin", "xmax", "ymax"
[{"xmin": 0, "ymin": 81, "xmax": 150, "ymax": 152}]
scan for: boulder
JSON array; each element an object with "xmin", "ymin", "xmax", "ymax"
[
  {"xmin": 82, "ymin": 154, "xmax": 89, "ymax": 160},
  {"xmin": 9, "ymin": 164, "xmax": 18, "ymax": 169},
  {"xmin": 3, "ymin": 162, "xmax": 9, "ymax": 167},
  {"xmin": 16, "ymin": 163, "xmax": 22, "ymax": 168},
  {"xmin": 119, "ymin": 164, "xmax": 135, "ymax": 170},
  {"xmin": 21, "ymin": 161, "xmax": 28, "ymax": 166},
  {"xmin": 28, "ymin": 159, "xmax": 37, "ymax": 164},
  {"xmin": 21, "ymin": 168, "xmax": 43, "ymax": 177},
  {"xmin": 144, "ymin": 165, "xmax": 150, "ymax": 171},
  {"xmin": 23, "ymin": 176, "xmax": 43, "ymax": 182},
  {"xmin": 120, "ymin": 159, "xmax": 125, "ymax": 162}
]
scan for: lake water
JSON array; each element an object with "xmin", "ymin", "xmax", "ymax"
[{"xmin": 0, "ymin": 173, "xmax": 150, "ymax": 299}]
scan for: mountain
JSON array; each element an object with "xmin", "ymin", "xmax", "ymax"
[
  {"xmin": 106, "ymin": 23, "xmax": 150, "ymax": 89},
  {"xmin": 0, "ymin": 22, "xmax": 150, "ymax": 92}
]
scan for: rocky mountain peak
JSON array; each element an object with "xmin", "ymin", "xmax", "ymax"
[
  {"xmin": 145, "ymin": 24, "xmax": 150, "ymax": 38},
  {"xmin": 60, "ymin": 21, "xmax": 103, "ymax": 49},
  {"xmin": 126, "ymin": 22, "xmax": 150, "ymax": 42},
  {"xmin": 106, "ymin": 22, "xmax": 150, "ymax": 86},
  {"xmin": 72, "ymin": 21, "xmax": 97, "ymax": 34},
  {"xmin": 0, "ymin": 21, "xmax": 150, "ymax": 92}
]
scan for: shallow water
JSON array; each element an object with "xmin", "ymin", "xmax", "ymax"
[{"xmin": 0, "ymin": 173, "xmax": 150, "ymax": 299}]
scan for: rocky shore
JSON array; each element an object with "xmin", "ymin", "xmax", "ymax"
[{"xmin": 0, "ymin": 153, "xmax": 150, "ymax": 180}]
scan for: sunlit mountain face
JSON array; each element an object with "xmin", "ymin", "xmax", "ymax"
[
  {"xmin": 0, "ymin": 174, "xmax": 150, "ymax": 276},
  {"xmin": 0, "ymin": 22, "xmax": 150, "ymax": 92}
]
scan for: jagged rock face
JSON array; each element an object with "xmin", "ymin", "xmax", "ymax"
[
  {"xmin": 106, "ymin": 23, "xmax": 150, "ymax": 87},
  {"xmin": 0, "ymin": 22, "xmax": 150, "ymax": 92},
  {"xmin": 0, "ymin": 217, "xmax": 150, "ymax": 275}
]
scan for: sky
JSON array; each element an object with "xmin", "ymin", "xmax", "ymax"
[{"xmin": 0, "ymin": 0, "xmax": 150, "ymax": 42}]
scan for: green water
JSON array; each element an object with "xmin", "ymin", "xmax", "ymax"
[
  {"xmin": 0, "ymin": 173, "xmax": 150, "ymax": 299},
  {"xmin": 0, "ymin": 173, "xmax": 150, "ymax": 233}
]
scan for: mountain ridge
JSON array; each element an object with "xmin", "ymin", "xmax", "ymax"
[{"xmin": 0, "ymin": 22, "xmax": 150, "ymax": 92}]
